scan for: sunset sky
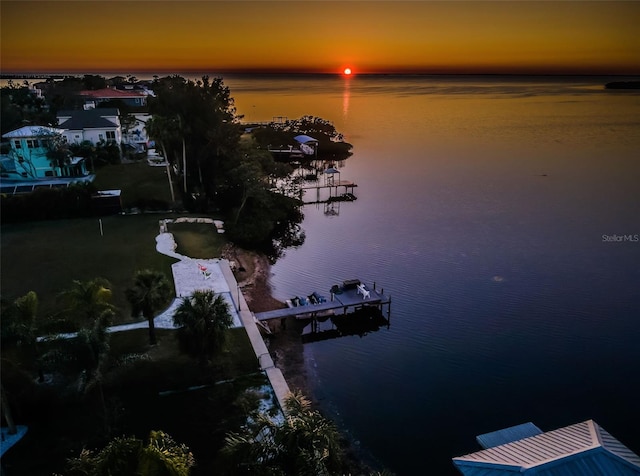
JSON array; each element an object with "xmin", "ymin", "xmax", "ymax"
[{"xmin": 2, "ymin": 1, "xmax": 639, "ymax": 75}]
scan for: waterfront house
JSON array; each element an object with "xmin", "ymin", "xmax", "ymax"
[
  {"xmin": 122, "ymin": 112, "xmax": 153, "ymax": 153},
  {"xmin": 453, "ymin": 419, "xmax": 640, "ymax": 475},
  {"xmin": 57, "ymin": 108, "xmax": 122, "ymax": 145},
  {"xmin": 57, "ymin": 108, "xmax": 152, "ymax": 153},
  {"xmin": 1, "ymin": 126, "xmax": 90, "ymax": 180},
  {"xmin": 78, "ymin": 87, "xmax": 147, "ymax": 108}
]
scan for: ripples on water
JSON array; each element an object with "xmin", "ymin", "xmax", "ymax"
[{"xmin": 228, "ymin": 75, "xmax": 640, "ymax": 475}]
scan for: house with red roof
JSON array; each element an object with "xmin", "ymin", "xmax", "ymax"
[{"xmin": 79, "ymin": 87, "xmax": 148, "ymax": 108}]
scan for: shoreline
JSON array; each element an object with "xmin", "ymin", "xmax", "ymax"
[
  {"xmin": 225, "ymin": 246, "xmax": 312, "ymax": 396},
  {"xmin": 228, "ymin": 246, "xmax": 380, "ymax": 473}
]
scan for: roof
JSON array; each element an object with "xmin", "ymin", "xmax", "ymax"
[
  {"xmin": 453, "ymin": 420, "xmax": 640, "ymax": 476},
  {"xmin": 79, "ymin": 88, "xmax": 146, "ymax": 99},
  {"xmin": 58, "ymin": 115, "xmax": 118, "ymax": 130},
  {"xmin": 294, "ymin": 134, "xmax": 318, "ymax": 144},
  {"xmin": 2, "ymin": 126, "xmax": 64, "ymax": 139},
  {"xmin": 58, "ymin": 108, "xmax": 119, "ymax": 118},
  {"xmin": 477, "ymin": 422, "xmax": 543, "ymax": 449},
  {"xmin": 57, "ymin": 109, "xmax": 120, "ymax": 130}
]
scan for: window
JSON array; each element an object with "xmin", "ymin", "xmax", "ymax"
[
  {"xmin": 106, "ymin": 131, "xmax": 116, "ymax": 141},
  {"xmin": 14, "ymin": 140, "xmax": 22, "ymax": 149},
  {"xmin": 98, "ymin": 133, "xmax": 104, "ymax": 141},
  {"xmin": 26, "ymin": 139, "xmax": 39, "ymax": 148}
]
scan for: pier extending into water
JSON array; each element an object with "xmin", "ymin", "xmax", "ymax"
[
  {"xmin": 254, "ymin": 279, "xmax": 391, "ymax": 322},
  {"xmin": 301, "ymin": 180, "xmax": 358, "ymax": 205}
]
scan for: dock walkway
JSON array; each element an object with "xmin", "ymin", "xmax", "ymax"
[{"xmin": 255, "ymin": 284, "xmax": 390, "ymax": 321}]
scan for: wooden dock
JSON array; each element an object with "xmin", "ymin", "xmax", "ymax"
[
  {"xmin": 254, "ymin": 280, "xmax": 391, "ymax": 322},
  {"xmin": 300, "ymin": 180, "xmax": 358, "ymax": 205}
]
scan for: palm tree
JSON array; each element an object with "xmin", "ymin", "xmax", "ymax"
[
  {"xmin": 125, "ymin": 269, "xmax": 172, "ymax": 346},
  {"xmin": 222, "ymin": 390, "xmax": 343, "ymax": 475},
  {"xmin": 172, "ymin": 290, "xmax": 233, "ymax": 365},
  {"xmin": 58, "ymin": 278, "xmax": 115, "ymax": 324},
  {"xmin": 65, "ymin": 430, "xmax": 194, "ymax": 476},
  {"xmin": 76, "ymin": 308, "xmax": 113, "ymax": 435},
  {"xmin": 0, "ymin": 291, "xmax": 44, "ymax": 381}
]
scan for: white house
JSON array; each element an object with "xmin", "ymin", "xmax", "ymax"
[
  {"xmin": 122, "ymin": 113, "xmax": 153, "ymax": 152},
  {"xmin": 57, "ymin": 108, "xmax": 121, "ymax": 145}
]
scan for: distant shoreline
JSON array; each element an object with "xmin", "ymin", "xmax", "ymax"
[
  {"xmin": 605, "ymin": 81, "xmax": 640, "ymax": 89},
  {"xmin": 3, "ymin": 72, "xmax": 640, "ymax": 81}
]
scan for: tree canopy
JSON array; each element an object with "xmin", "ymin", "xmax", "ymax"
[
  {"xmin": 65, "ymin": 430, "xmax": 195, "ymax": 476},
  {"xmin": 126, "ymin": 269, "xmax": 173, "ymax": 345},
  {"xmin": 172, "ymin": 289, "xmax": 234, "ymax": 364},
  {"xmin": 147, "ymin": 75, "xmax": 242, "ymax": 204},
  {"xmin": 222, "ymin": 391, "xmax": 343, "ymax": 475}
]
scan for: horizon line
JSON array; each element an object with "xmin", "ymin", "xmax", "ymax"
[{"xmin": 3, "ymin": 71, "xmax": 640, "ymax": 79}]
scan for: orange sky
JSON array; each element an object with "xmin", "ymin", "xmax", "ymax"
[{"xmin": 1, "ymin": 1, "xmax": 639, "ymax": 75}]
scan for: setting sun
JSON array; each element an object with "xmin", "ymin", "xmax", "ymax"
[{"xmin": 343, "ymin": 67, "xmax": 352, "ymax": 76}]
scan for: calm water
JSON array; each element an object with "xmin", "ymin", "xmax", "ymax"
[{"xmin": 223, "ymin": 74, "xmax": 640, "ymax": 475}]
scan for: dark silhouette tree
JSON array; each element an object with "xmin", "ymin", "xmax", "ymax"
[
  {"xmin": 65, "ymin": 430, "xmax": 195, "ymax": 476},
  {"xmin": 57, "ymin": 278, "xmax": 116, "ymax": 324},
  {"xmin": 125, "ymin": 269, "xmax": 172, "ymax": 345},
  {"xmin": 148, "ymin": 75, "xmax": 242, "ymax": 204},
  {"xmin": 0, "ymin": 291, "xmax": 44, "ymax": 382},
  {"xmin": 222, "ymin": 390, "xmax": 343, "ymax": 475},
  {"xmin": 172, "ymin": 290, "xmax": 233, "ymax": 365}
]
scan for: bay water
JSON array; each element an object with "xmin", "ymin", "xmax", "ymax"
[{"xmin": 223, "ymin": 74, "xmax": 640, "ymax": 475}]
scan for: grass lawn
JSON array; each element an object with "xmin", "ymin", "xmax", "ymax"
[
  {"xmin": 0, "ymin": 214, "xmax": 179, "ymax": 325},
  {"xmin": 92, "ymin": 162, "xmax": 174, "ymax": 208},
  {"xmin": 169, "ymin": 222, "xmax": 227, "ymax": 258}
]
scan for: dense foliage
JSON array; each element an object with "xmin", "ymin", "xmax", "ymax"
[
  {"xmin": 146, "ymin": 75, "xmax": 306, "ymax": 254},
  {"xmin": 222, "ymin": 391, "xmax": 343, "ymax": 475},
  {"xmin": 0, "ymin": 183, "xmax": 97, "ymax": 223},
  {"xmin": 250, "ymin": 115, "xmax": 353, "ymax": 161},
  {"xmin": 63, "ymin": 430, "xmax": 195, "ymax": 476},
  {"xmin": 0, "ymin": 80, "xmax": 55, "ymax": 134}
]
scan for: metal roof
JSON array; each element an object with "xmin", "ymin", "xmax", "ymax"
[
  {"xmin": 453, "ymin": 420, "xmax": 640, "ymax": 476},
  {"xmin": 477, "ymin": 422, "xmax": 543, "ymax": 449},
  {"xmin": 2, "ymin": 126, "xmax": 64, "ymax": 138},
  {"xmin": 294, "ymin": 134, "xmax": 318, "ymax": 144}
]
